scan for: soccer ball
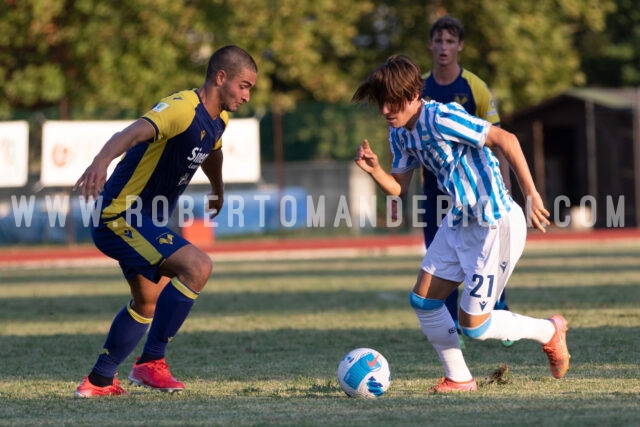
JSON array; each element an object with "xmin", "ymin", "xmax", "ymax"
[{"xmin": 337, "ymin": 348, "xmax": 391, "ymax": 398}]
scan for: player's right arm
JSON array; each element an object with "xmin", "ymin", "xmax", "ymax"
[
  {"xmin": 73, "ymin": 119, "xmax": 155, "ymax": 199},
  {"xmin": 354, "ymin": 139, "xmax": 413, "ymax": 198}
]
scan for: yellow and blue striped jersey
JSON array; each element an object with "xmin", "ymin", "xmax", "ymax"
[
  {"xmin": 101, "ymin": 89, "xmax": 228, "ymax": 220},
  {"xmin": 421, "ymin": 68, "xmax": 500, "ymax": 125}
]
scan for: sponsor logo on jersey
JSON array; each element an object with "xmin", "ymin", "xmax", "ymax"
[
  {"xmin": 187, "ymin": 147, "xmax": 209, "ymax": 170},
  {"xmin": 178, "ymin": 173, "xmax": 190, "ymax": 186},
  {"xmin": 479, "ymin": 301, "xmax": 488, "ymax": 311}
]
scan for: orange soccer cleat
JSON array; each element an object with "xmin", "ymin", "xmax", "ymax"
[
  {"xmin": 429, "ymin": 377, "xmax": 478, "ymax": 393},
  {"xmin": 75, "ymin": 374, "xmax": 128, "ymax": 398},
  {"xmin": 542, "ymin": 314, "xmax": 570, "ymax": 379},
  {"xmin": 128, "ymin": 357, "xmax": 185, "ymax": 393}
]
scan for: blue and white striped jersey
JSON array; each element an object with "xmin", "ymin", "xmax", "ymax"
[{"xmin": 390, "ymin": 99, "xmax": 512, "ymax": 225}]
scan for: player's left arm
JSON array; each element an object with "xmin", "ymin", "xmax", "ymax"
[
  {"xmin": 484, "ymin": 126, "xmax": 550, "ymax": 232},
  {"xmin": 492, "ymin": 137, "xmax": 513, "ymax": 192},
  {"xmin": 200, "ymin": 148, "xmax": 224, "ymax": 218}
]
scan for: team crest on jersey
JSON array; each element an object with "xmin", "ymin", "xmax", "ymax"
[
  {"xmin": 157, "ymin": 232, "xmax": 174, "ymax": 245},
  {"xmin": 152, "ymin": 102, "xmax": 169, "ymax": 112},
  {"xmin": 454, "ymin": 94, "xmax": 469, "ymax": 106}
]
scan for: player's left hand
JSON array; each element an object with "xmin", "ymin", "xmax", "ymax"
[
  {"xmin": 527, "ymin": 191, "xmax": 550, "ymax": 232},
  {"xmin": 207, "ymin": 192, "xmax": 224, "ymax": 219}
]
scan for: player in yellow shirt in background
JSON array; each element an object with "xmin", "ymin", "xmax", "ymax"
[{"xmin": 420, "ymin": 15, "xmax": 513, "ymax": 348}]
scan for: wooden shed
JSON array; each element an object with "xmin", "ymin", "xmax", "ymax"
[{"xmin": 504, "ymin": 88, "xmax": 640, "ymax": 228}]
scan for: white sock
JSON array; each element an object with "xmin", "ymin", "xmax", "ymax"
[
  {"xmin": 414, "ymin": 305, "xmax": 473, "ymax": 382},
  {"xmin": 470, "ymin": 310, "xmax": 555, "ymax": 344}
]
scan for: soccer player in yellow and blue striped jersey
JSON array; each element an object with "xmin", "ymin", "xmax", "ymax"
[
  {"xmin": 73, "ymin": 45, "xmax": 258, "ymax": 397},
  {"xmin": 421, "ymin": 16, "xmax": 511, "ymax": 347}
]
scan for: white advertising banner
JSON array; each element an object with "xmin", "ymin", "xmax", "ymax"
[
  {"xmin": 40, "ymin": 118, "xmax": 260, "ymax": 187},
  {"xmin": 192, "ymin": 117, "xmax": 261, "ymax": 184},
  {"xmin": 0, "ymin": 121, "xmax": 29, "ymax": 187},
  {"xmin": 41, "ymin": 120, "xmax": 132, "ymax": 187}
]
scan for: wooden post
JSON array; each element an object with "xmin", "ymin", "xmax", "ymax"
[
  {"xmin": 633, "ymin": 87, "xmax": 640, "ymax": 227},
  {"xmin": 585, "ymin": 100, "xmax": 598, "ymax": 203},
  {"xmin": 532, "ymin": 120, "xmax": 546, "ymax": 204}
]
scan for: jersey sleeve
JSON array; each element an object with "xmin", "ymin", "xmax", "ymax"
[
  {"xmin": 467, "ymin": 74, "xmax": 500, "ymax": 125},
  {"xmin": 433, "ymin": 102, "xmax": 491, "ymax": 149},
  {"xmin": 141, "ymin": 93, "xmax": 196, "ymax": 143},
  {"xmin": 212, "ymin": 111, "xmax": 229, "ymax": 151}
]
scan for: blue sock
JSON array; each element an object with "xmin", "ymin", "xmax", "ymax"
[
  {"xmin": 445, "ymin": 288, "xmax": 459, "ymax": 328},
  {"xmin": 141, "ymin": 278, "xmax": 198, "ymax": 359},
  {"xmin": 91, "ymin": 302, "xmax": 151, "ymax": 379},
  {"xmin": 494, "ymin": 290, "xmax": 509, "ymax": 310}
]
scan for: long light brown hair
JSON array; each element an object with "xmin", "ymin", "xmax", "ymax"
[{"xmin": 352, "ymin": 54, "xmax": 424, "ymax": 113}]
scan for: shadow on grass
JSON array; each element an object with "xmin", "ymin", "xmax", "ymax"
[
  {"xmin": 1, "ymin": 281, "xmax": 639, "ymax": 322},
  {"xmin": 0, "ymin": 323, "xmax": 638, "ymax": 383}
]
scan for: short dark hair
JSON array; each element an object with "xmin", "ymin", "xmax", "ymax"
[
  {"xmin": 430, "ymin": 15, "xmax": 464, "ymax": 41},
  {"xmin": 205, "ymin": 45, "xmax": 258, "ymax": 83},
  {"xmin": 352, "ymin": 54, "xmax": 424, "ymax": 112}
]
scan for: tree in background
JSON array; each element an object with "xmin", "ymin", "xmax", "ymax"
[
  {"xmin": 354, "ymin": 0, "xmax": 615, "ymax": 113},
  {"xmin": 577, "ymin": 0, "xmax": 640, "ymax": 87},
  {"xmin": 0, "ymin": 0, "xmax": 206, "ymax": 119},
  {"xmin": 0, "ymin": 0, "xmax": 632, "ymax": 162}
]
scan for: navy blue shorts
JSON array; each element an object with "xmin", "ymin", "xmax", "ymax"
[{"xmin": 92, "ymin": 214, "xmax": 190, "ymax": 282}]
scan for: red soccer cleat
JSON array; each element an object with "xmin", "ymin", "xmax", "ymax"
[
  {"xmin": 429, "ymin": 377, "xmax": 478, "ymax": 393},
  {"xmin": 542, "ymin": 314, "xmax": 570, "ymax": 379},
  {"xmin": 75, "ymin": 374, "xmax": 128, "ymax": 398},
  {"xmin": 128, "ymin": 357, "xmax": 185, "ymax": 393}
]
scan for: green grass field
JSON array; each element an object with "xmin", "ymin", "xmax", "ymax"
[{"xmin": 1, "ymin": 240, "xmax": 639, "ymax": 426}]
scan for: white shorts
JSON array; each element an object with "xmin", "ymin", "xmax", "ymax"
[{"xmin": 420, "ymin": 205, "xmax": 527, "ymax": 316}]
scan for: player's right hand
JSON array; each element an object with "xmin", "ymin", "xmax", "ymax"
[
  {"xmin": 73, "ymin": 162, "xmax": 107, "ymax": 200},
  {"xmin": 354, "ymin": 139, "xmax": 380, "ymax": 174}
]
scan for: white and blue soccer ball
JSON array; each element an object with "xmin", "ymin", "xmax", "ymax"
[{"xmin": 337, "ymin": 348, "xmax": 391, "ymax": 398}]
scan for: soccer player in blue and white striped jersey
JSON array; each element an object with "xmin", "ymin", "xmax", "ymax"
[{"xmin": 352, "ymin": 54, "xmax": 570, "ymax": 392}]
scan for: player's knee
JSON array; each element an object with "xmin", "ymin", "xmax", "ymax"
[
  {"xmin": 191, "ymin": 253, "xmax": 212, "ymax": 277},
  {"xmin": 182, "ymin": 250, "xmax": 212, "ymax": 290},
  {"xmin": 131, "ymin": 299, "xmax": 156, "ymax": 318},
  {"xmin": 409, "ymin": 292, "xmax": 444, "ymax": 311}
]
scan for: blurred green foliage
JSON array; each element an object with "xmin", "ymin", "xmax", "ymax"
[{"xmin": 1, "ymin": 0, "xmax": 634, "ymax": 162}]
